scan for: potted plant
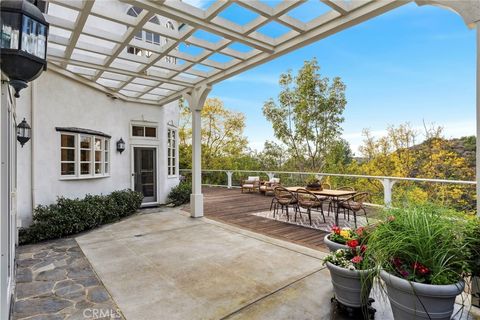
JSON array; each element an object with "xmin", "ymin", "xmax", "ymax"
[
  {"xmin": 323, "ymin": 240, "xmax": 374, "ymax": 310},
  {"xmin": 305, "ymin": 175, "xmax": 322, "ymax": 191},
  {"xmin": 324, "ymin": 225, "xmax": 368, "ymax": 252},
  {"xmin": 366, "ymin": 204, "xmax": 479, "ymax": 320}
]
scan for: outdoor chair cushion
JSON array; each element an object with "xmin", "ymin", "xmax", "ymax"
[
  {"xmin": 299, "ymin": 199, "xmax": 322, "ymax": 208},
  {"xmin": 339, "ymin": 200, "xmax": 362, "ymax": 211},
  {"xmin": 247, "ymin": 176, "xmax": 260, "ymax": 181},
  {"xmin": 243, "ymin": 183, "xmax": 255, "ymax": 188}
]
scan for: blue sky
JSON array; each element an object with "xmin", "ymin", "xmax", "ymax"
[{"xmin": 185, "ymin": 1, "xmax": 476, "ymax": 155}]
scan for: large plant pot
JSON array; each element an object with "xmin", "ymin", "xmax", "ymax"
[
  {"xmin": 324, "ymin": 234, "xmax": 349, "ymax": 252},
  {"xmin": 380, "ymin": 270, "xmax": 464, "ymax": 320},
  {"xmin": 326, "ymin": 262, "xmax": 374, "ymax": 308}
]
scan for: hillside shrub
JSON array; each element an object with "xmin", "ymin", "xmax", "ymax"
[
  {"xmin": 167, "ymin": 182, "xmax": 191, "ymax": 206},
  {"xmin": 19, "ymin": 189, "xmax": 143, "ymax": 244}
]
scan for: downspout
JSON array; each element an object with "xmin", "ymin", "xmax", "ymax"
[{"xmin": 30, "ymin": 82, "xmax": 36, "ymax": 216}]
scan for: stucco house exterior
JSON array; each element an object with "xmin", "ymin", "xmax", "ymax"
[
  {"xmin": 15, "ymin": 69, "xmax": 180, "ymax": 227},
  {"xmin": 0, "ymin": 2, "xmax": 180, "ymax": 317}
]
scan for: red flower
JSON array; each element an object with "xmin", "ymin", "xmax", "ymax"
[
  {"xmin": 351, "ymin": 256, "xmax": 363, "ymax": 264},
  {"xmin": 360, "ymin": 245, "xmax": 367, "ymax": 253},
  {"xmin": 412, "ymin": 262, "xmax": 430, "ymax": 276},
  {"xmin": 392, "ymin": 257, "xmax": 403, "ymax": 268},
  {"xmin": 346, "ymin": 239, "xmax": 359, "ymax": 248},
  {"xmin": 331, "ymin": 225, "xmax": 341, "ymax": 235},
  {"xmin": 355, "ymin": 227, "xmax": 365, "ymax": 236}
]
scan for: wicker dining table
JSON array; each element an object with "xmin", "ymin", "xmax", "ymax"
[{"xmin": 285, "ymin": 187, "xmax": 357, "ymax": 225}]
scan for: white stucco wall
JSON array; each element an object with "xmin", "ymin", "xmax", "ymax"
[{"xmin": 16, "ymin": 71, "xmax": 180, "ymax": 226}]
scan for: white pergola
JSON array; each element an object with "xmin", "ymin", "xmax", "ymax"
[{"xmin": 44, "ymin": 0, "xmax": 480, "ymax": 216}]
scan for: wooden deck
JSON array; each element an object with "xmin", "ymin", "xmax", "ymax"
[{"xmin": 184, "ymin": 187, "xmax": 330, "ymax": 251}]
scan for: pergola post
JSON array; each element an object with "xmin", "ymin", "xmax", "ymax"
[{"xmin": 183, "ymin": 85, "xmax": 211, "ymax": 218}]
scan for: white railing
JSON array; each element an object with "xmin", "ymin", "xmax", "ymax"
[{"xmin": 179, "ymin": 169, "xmax": 477, "ymax": 207}]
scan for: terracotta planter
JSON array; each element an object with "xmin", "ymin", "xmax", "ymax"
[
  {"xmin": 324, "ymin": 234, "xmax": 349, "ymax": 252},
  {"xmin": 380, "ymin": 270, "xmax": 464, "ymax": 320},
  {"xmin": 326, "ymin": 262, "xmax": 374, "ymax": 308}
]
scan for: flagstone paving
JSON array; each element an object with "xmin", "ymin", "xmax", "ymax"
[{"xmin": 12, "ymin": 238, "xmax": 122, "ymax": 320}]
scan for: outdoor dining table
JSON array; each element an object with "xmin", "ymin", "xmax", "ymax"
[{"xmin": 285, "ymin": 187, "xmax": 357, "ymax": 225}]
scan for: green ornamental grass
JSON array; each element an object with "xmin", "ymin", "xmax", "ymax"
[{"xmin": 366, "ymin": 203, "xmax": 479, "ymax": 285}]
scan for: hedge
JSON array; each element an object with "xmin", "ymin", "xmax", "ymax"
[
  {"xmin": 167, "ymin": 181, "xmax": 191, "ymax": 206},
  {"xmin": 19, "ymin": 189, "xmax": 143, "ymax": 244}
]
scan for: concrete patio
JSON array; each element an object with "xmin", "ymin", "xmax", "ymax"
[
  {"xmin": 76, "ymin": 207, "xmax": 390, "ymax": 320},
  {"xmin": 13, "ymin": 207, "xmax": 479, "ymax": 319}
]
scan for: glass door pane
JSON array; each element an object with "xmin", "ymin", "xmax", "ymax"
[{"xmin": 134, "ymin": 147, "xmax": 156, "ymax": 203}]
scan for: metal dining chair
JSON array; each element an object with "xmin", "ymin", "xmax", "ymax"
[
  {"xmin": 295, "ymin": 188, "xmax": 326, "ymax": 225},
  {"xmin": 271, "ymin": 186, "xmax": 298, "ymax": 221},
  {"xmin": 336, "ymin": 192, "xmax": 370, "ymax": 228},
  {"xmin": 328, "ymin": 186, "xmax": 355, "ymax": 217}
]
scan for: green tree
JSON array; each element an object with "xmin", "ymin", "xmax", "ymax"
[
  {"xmin": 179, "ymin": 97, "xmax": 249, "ymax": 169},
  {"xmin": 263, "ymin": 58, "xmax": 347, "ymax": 171},
  {"xmin": 257, "ymin": 140, "xmax": 288, "ymax": 170}
]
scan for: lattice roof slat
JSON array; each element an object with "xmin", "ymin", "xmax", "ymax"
[{"xmin": 45, "ymin": 0, "xmax": 428, "ymax": 105}]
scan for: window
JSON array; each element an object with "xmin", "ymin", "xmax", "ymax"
[
  {"xmin": 132, "ymin": 125, "xmax": 157, "ymax": 138},
  {"xmin": 126, "ymin": 6, "xmax": 162, "ymax": 57},
  {"xmin": 60, "ymin": 133, "xmax": 110, "ymax": 178},
  {"xmin": 167, "ymin": 128, "xmax": 177, "ymax": 176},
  {"xmin": 61, "ymin": 134, "xmax": 75, "ymax": 176}
]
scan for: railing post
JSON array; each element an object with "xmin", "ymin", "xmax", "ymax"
[
  {"xmin": 267, "ymin": 172, "xmax": 275, "ymax": 181},
  {"xmin": 226, "ymin": 171, "xmax": 233, "ymax": 189},
  {"xmin": 380, "ymin": 178, "xmax": 396, "ymax": 207}
]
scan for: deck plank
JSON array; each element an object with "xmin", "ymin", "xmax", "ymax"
[{"xmin": 183, "ymin": 187, "xmax": 329, "ymax": 251}]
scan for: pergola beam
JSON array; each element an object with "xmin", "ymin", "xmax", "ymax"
[
  {"xmin": 122, "ymin": 0, "xmax": 276, "ymax": 53},
  {"xmin": 157, "ymin": 0, "xmax": 408, "ymax": 105},
  {"xmin": 61, "ymin": 0, "xmax": 95, "ymax": 68}
]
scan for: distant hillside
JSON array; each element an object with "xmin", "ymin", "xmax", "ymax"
[{"xmin": 410, "ymin": 136, "xmax": 476, "ymax": 168}]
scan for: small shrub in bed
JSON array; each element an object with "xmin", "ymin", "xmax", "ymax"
[
  {"xmin": 167, "ymin": 181, "xmax": 192, "ymax": 206},
  {"xmin": 19, "ymin": 189, "xmax": 143, "ymax": 244}
]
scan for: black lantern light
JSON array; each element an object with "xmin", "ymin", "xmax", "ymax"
[
  {"xmin": 1, "ymin": 0, "xmax": 49, "ymax": 98},
  {"xmin": 116, "ymin": 138, "xmax": 126, "ymax": 154},
  {"xmin": 17, "ymin": 117, "xmax": 31, "ymax": 147}
]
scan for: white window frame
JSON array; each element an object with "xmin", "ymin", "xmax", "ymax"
[
  {"xmin": 167, "ymin": 127, "xmax": 178, "ymax": 177},
  {"xmin": 131, "ymin": 124, "xmax": 158, "ymax": 139},
  {"xmin": 59, "ymin": 132, "xmax": 111, "ymax": 180}
]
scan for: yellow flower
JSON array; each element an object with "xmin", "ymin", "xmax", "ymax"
[{"xmin": 340, "ymin": 230, "xmax": 351, "ymax": 239}]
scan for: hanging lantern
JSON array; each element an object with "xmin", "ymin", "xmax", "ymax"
[
  {"xmin": 1, "ymin": 0, "xmax": 49, "ymax": 97},
  {"xmin": 116, "ymin": 138, "xmax": 126, "ymax": 154},
  {"xmin": 17, "ymin": 118, "xmax": 31, "ymax": 147}
]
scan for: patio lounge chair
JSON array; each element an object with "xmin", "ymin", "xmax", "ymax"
[
  {"xmin": 271, "ymin": 186, "xmax": 297, "ymax": 221},
  {"xmin": 295, "ymin": 188, "xmax": 326, "ymax": 225},
  {"xmin": 241, "ymin": 176, "xmax": 260, "ymax": 193},
  {"xmin": 260, "ymin": 177, "xmax": 280, "ymax": 195},
  {"xmin": 337, "ymin": 192, "xmax": 370, "ymax": 228}
]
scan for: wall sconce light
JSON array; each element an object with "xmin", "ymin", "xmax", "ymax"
[
  {"xmin": 17, "ymin": 117, "xmax": 31, "ymax": 147},
  {"xmin": 116, "ymin": 138, "xmax": 125, "ymax": 154}
]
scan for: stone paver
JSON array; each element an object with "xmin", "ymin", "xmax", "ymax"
[{"xmin": 12, "ymin": 238, "xmax": 123, "ymax": 320}]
